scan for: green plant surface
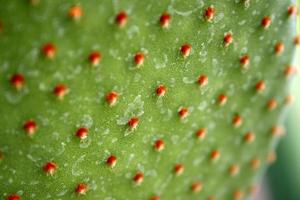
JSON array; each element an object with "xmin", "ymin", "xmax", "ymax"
[{"xmin": 0, "ymin": 0, "xmax": 298, "ymax": 199}]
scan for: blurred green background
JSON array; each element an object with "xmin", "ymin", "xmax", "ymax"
[{"xmin": 261, "ymin": 3, "xmax": 299, "ymax": 199}]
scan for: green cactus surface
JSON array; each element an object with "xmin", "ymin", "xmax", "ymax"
[{"xmin": 0, "ymin": 0, "xmax": 298, "ymax": 200}]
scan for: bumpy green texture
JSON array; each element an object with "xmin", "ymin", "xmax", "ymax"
[{"xmin": 0, "ymin": 0, "xmax": 298, "ymax": 199}]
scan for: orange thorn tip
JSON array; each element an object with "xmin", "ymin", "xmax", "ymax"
[
  {"xmin": 133, "ymin": 172, "xmax": 144, "ymax": 184},
  {"xmin": 69, "ymin": 5, "xmax": 83, "ymax": 20},
  {"xmin": 229, "ymin": 164, "xmax": 240, "ymax": 176},
  {"xmin": 76, "ymin": 127, "xmax": 88, "ymax": 140},
  {"xmin": 267, "ymin": 99, "xmax": 277, "ymax": 110},
  {"xmin": 150, "ymin": 195, "xmax": 160, "ymax": 200},
  {"xmin": 240, "ymin": 55, "xmax": 250, "ymax": 68},
  {"xmin": 196, "ymin": 128, "xmax": 206, "ymax": 139},
  {"xmin": 210, "ymin": 150, "xmax": 220, "ymax": 161},
  {"xmin": 271, "ymin": 125, "xmax": 285, "ymax": 137},
  {"xmin": 43, "ymin": 161, "xmax": 57, "ymax": 175},
  {"xmin": 274, "ymin": 42, "xmax": 284, "ymax": 55},
  {"xmin": 224, "ymin": 33, "xmax": 233, "ymax": 46},
  {"xmin": 255, "ymin": 80, "xmax": 265, "ymax": 93},
  {"xmin": 160, "ymin": 12, "xmax": 171, "ymax": 28},
  {"xmin": 128, "ymin": 117, "xmax": 139, "ymax": 129},
  {"xmin": 288, "ymin": 5, "xmax": 298, "ymax": 16},
  {"xmin": 232, "ymin": 115, "xmax": 243, "ymax": 127},
  {"xmin": 88, "ymin": 51, "xmax": 102, "ymax": 66},
  {"xmin": 116, "ymin": 11, "xmax": 128, "ymax": 27},
  {"xmin": 10, "ymin": 73, "xmax": 24, "ymax": 89},
  {"xmin": 250, "ymin": 158, "xmax": 261, "ymax": 170},
  {"xmin": 23, "ymin": 120, "xmax": 37, "ymax": 136},
  {"xmin": 180, "ymin": 44, "xmax": 192, "ymax": 57},
  {"xmin": 261, "ymin": 16, "xmax": 271, "ymax": 28},
  {"xmin": 233, "ymin": 190, "xmax": 244, "ymax": 200},
  {"xmin": 174, "ymin": 163, "xmax": 184, "ymax": 175},
  {"xmin": 244, "ymin": 132, "xmax": 255, "ymax": 143},
  {"xmin": 218, "ymin": 94, "xmax": 227, "ymax": 105},
  {"xmin": 54, "ymin": 84, "xmax": 68, "ymax": 99},
  {"xmin": 197, "ymin": 75, "xmax": 208, "ymax": 87},
  {"xmin": 134, "ymin": 52, "xmax": 145, "ymax": 67},
  {"xmin": 178, "ymin": 108, "xmax": 189, "ymax": 119},
  {"xmin": 42, "ymin": 43, "xmax": 56, "ymax": 58},
  {"xmin": 204, "ymin": 6, "xmax": 215, "ymax": 21},
  {"xmin": 106, "ymin": 91, "xmax": 119, "ymax": 106},
  {"xmin": 191, "ymin": 182, "xmax": 203, "ymax": 193},
  {"xmin": 75, "ymin": 183, "xmax": 88, "ymax": 195},
  {"xmin": 156, "ymin": 85, "xmax": 166, "ymax": 97},
  {"xmin": 267, "ymin": 151, "xmax": 277, "ymax": 164},
  {"xmin": 107, "ymin": 155, "xmax": 117, "ymax": 167},
  {"xmin": 154, "ymin": 139, "xmax": 165, "ymax": 151},
  {"xmin": 7, "ymin": 194, "xmax": 21, "ymax": 200}
]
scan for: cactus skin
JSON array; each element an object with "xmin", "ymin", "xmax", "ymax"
[{"xmin": 0, "ymin": 0, "xmax": 298, "ymax": 199}]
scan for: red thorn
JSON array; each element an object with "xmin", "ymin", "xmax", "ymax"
[
  {"xmin": 154, "ymin": 139, "xmax": 165, "ymax": 151},
  {"xmin": 76, "ymin": 127, "xmax": 88, "ymax": 140},
  {"xmin": 174, "ymin": 163, "xmax": 184, "ymax": 175},
  {"xmin": 288, "ymin": 5, "xmax": 298, "ymax": 16},
  {"xmin": 271, "ymin": 125, "xmax": 285, "ymax": 137},
  {"xmin": 218, "ymin": 93, "xmax": 227, "ymax": 105},
  {"xmin": 69, "ymin": 5, "xmax": 83, "ymax": 20},
  {"xmin": 23, "ymin": 120, "xmax": 37, "ymax": 136},
  {"xmin": 7, "ymin": 194, "xmax": 21, "ymax": 200},
  {"xmin": 232, "ymin": 114, "xmax": 242, "ymax": 127},
  {"xmin": 180, "ymin": 44, "xmax": 192, "ymax": 58},
  {"xmin": 210, "ymin": 150, "xmax": 220, "ymax": 161},
  {"xmin": 204, "ymin": 6, "xmax": 215, "ymax": 21},
  {"xmin": 178, "ymin": 108, "xmax": 189, "ymax": 119},
  {"xmin": 267, "ymin": 99, "xmax": 277, "ymax": 110},
  {"xmin": 134, "ymin": 52, "xmax": 145, "ymax": 66},
  {"xmin": 106, "ymin": 155, "xmax": 117, "ymax": 167},
  {"xmin": 191, "ymin": 182, "xmax": 203, "ymax": 192},
  {"xmin": 75, "ymin": 183, "xmax": 88, "ymax": 195},
  {"xmin": 196, "ymin": 128, "xmax": 206, "ymax": 139},
  {"xmin": 261, "ymin": 16, "xmax": 271, "ymax": 28},
  {"xmin": 255, "ymin": 80, "xmax": 265, "ymax": 93},
  {"xmin": 160, "ymin": 12, "xmax": 171, "ymax": 28},
  {"xmin": 197, "ymin": 75, "xmax": 208, "ymax": 87},
  {"xmin": 43, "ymin": 161, "xmax": 57, "ymax": 175},
  {"xmin": 284, "ymin": 65, "xmax": 297, "ymax": 77},
  {"xmin": 42, "ymin": 43, "xmax": 56, "ymax": 58},
  {"xmin": 250, "ymin": 158, "xmax": 261, "ymax": 170},
  {"xmin": 156, "ymin": 85, "xmax": 166, "ymax": 97},
  {"xmin": 294, "ymin": 35, "xmax": 300, "ymax": 45},
  {"xmin": 229, "ymin": 164, "xmax": 240, "ymax": 176},
  {"xmin": 88, "ymin": 51, "xmax": 101, "ymax": 66},
  {"xmin": 244, "ymin": 132, "xmax": 255, "ymax": 143},
  {"xmin": 54, "ymin": 84, "xmax": 68, "ymax": 99},
  {"xmin": 274, "ymin": 42, "xmax": 284, "ymax": 55},
  {"xmin": 240, "ymin": 55, "xmax": 250, "ymax": 68},
  {"xmin": 106, "ymin": 91, "xmax": 119, "ymax": 106},
  {"xmin": 10, "ymin": 73, "xmax": 25, "ymax": 90},
  {"xmin": 133, "ymin": 172, "xmax": 144, "ymax": 184},
  {"xmin": 128, "ymin": 117, "xmax": 139, "ymax": 129},
  {"xmin": 116, "ymin": 11, "xmax": 127, "ymax": 27},
  {"xmin": 224, "ymin": 33, "xmax": 233, "ymax": 46},
  {"xmin": 233, "ymin": 190, "xmax": 244, "ymax": 200},
  {"xmin": 150, "ymin": 195, "xmax": 160, "ymax": 200}
]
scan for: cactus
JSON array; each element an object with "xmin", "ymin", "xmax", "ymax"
[{"xmin": 0, "ymin": 1, "xmax": 298, "ymax": 200}]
